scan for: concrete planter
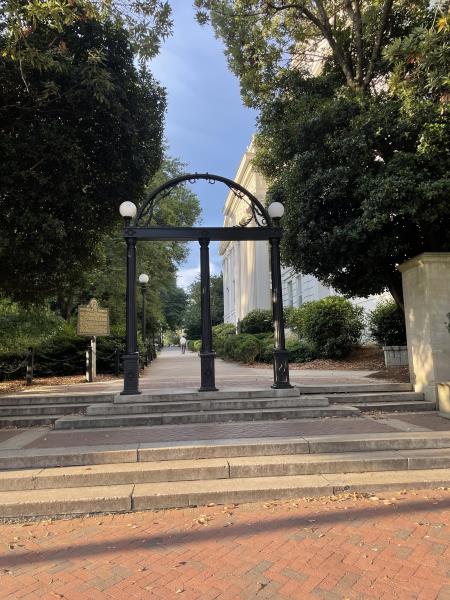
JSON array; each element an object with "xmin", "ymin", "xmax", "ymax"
[
  {"xmin": 382, "ymin": 345, "xmax": 408, "ymax": 367},
  {"xmin": 438, "ymin": 383, "xmax": 450, "ymax": 419}
]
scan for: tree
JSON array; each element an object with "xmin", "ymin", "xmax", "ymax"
[
  {"xmin": 2, "ymin": 0, "xmax": 172, "ymax": 69},
  {"xmin": 196, "ymin": 0, "xmax": 450, "ymax": 308},
  {"xmin": 161, "ymin": 281, "xmax": 188, "ymax": 332},
  {"xmin": 0, "ymin": 18, "xmax": 166, "ymax": 304},
  {"xmin": 53, "ymin": 157, "xmax": 201, "ymax": 326},
  {"xmin": 195, "ymin": 0, "xmax": 428, "ymax": 105},
  {"xmin": 184, "ymin": 274, "xmax": 224, "ymax": 339}
]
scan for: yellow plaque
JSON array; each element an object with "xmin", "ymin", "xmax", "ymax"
[{"xmin": 77, "ymin": 298, "xmax": 110, "ymax": 337}]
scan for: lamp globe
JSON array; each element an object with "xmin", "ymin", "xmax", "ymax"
[
  {"xmin": 119, "ymin": 201, "xmax": 137, "ymax": 219},
  {"xmin": 268, "ymin": 201, "xmax": 285, "ymax": 220}
]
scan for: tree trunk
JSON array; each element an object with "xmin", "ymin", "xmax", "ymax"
[{"xmin": 387, "ymin": 274, "xmax": 404, "ymax": 313}]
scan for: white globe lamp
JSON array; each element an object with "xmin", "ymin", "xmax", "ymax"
[
  {"xmin": 138, "ymin": 273, "xmax": 149, "ymax": 285},
  {"xmin": 119, "ymin": 201, "xmax": 137, "ymax": 219},
  {"xmin": 268, "ymin": 201, "xmax": 285, "ymax": 221}
]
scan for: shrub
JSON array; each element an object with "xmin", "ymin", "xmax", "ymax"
[
  {"xmin": 295, "ymin": 296, "xmax": 364, "ymax": 359},
  {"xmin": 240, "ymin": 309, "xmax": 273, "ymax": 334},
  {"xmin": 368, "ymin": 300, "xmax": 406, "ymax": 346},
  {"xmin": 212, "ymin": 323, "xmax": 235, "ymax": 354},
  {"xmin": 0, "ymin": 299, "xmax": 64, "ymax": 355},
  {"xmin": 222, "ymin": 334, "xmax": 261, "ymax": 363},
  {"xmin": 192, "ymin": 340, "xmax": 202, "ymax": 352},
  {"xmin": 286, "ymin": 339, "xmax": 316, "ymax": 363}
]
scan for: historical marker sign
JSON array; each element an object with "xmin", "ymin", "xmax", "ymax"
[{"xmin": 77, "ymin": 298, "xmax": 110, "ymax": 337}]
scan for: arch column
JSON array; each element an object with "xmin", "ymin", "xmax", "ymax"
[
  {"xmin": 121, "ymin": 235, "xmax": 140, "ymax": 395},
  {"xmin": 199, "ymin": 237, "xmax": 218, "ymax": 392}
]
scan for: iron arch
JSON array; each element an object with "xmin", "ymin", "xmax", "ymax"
[{"xmin": 134, "ymin": 173, "xmax": 273, "ymax": 228}]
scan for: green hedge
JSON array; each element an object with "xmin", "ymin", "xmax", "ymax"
[
  {"xmin": 222, "ymin": 334, "xmax": 261, "ymax": 363},
  {"xmin": 240, "ymin": 309, "xmax": 273, "ymax": 334},
  {"xmin": 368, "ymin": 300, "xmax": 406, "ymax": 346},
  {"xmin": 187, "ymin": 339, "xmax": 202, "ymax": 352},
  {"xmin": 287, "ymin": 297, "xmax": 364, "ymax": 359},
  {"xmin": 285, "ymin": 339, "xmax": 316, "ymax": 362},
  {"xmin": 212, "ymin": 323, "xmax": 235, "ymax": 354},
  {"xmin": 0, "ymin": 323, "xmax": 149, "ymax": 379}
]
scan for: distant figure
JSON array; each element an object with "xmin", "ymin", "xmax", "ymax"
[{"xmin": 179, "ymin": 335, "xmax": 187, "ymax": 354}]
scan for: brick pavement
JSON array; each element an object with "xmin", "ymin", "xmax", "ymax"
[
  {"xmin": 1, "ymin": 489, "xmax": 450, "ymax": 599},
  {"xmin": 23, "ymin": 416, "xmax": 399, "ymax": 449},
  {"xmin": 7, "ymin": 348, "xmax": 382, "ymax": 397}
]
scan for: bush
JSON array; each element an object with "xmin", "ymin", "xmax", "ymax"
[
  {"xmin": 222, "ymin": 334, "xmax": 261, "ymax": 363},
  {"xmin": 0, "ymin": 317, "xmax": 132, "ymax": 379},
  {"xmin": 190, "ymin": 339, "xmax": 202, "ymax": 352},
  {"xmin": 0, "ymin": 299, "xmax": 64, "ymax": 355},
  {"xmin": 286, "ymin": 339, "xmax": 316, "ymax": 363},
  {"xmin": 212, "ymin": 323, "xmax": 236, "ymax": 354},
  {"xmin": 293, "ymin": 296, "xmax": 364, "ymax": 359},
  {"xmin": 240, "ymin": 309, "xmax": 273, "ymax": 334},
  {"xmin": 368, "ymin": 300, "xmax": 406, "ymax": 346}
]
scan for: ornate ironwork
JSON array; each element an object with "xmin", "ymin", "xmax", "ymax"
[{"xmin": 134, "ymin": 173, "xmax": 272, "ymax": 229}]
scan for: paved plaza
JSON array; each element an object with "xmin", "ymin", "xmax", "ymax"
[
  {"xmin": 1, "ymin": 488, "xmax": 450, "ymax": 599},
  {"xmin": 9, "ymin": 348, "xmax": 384, "ymax": 397}
]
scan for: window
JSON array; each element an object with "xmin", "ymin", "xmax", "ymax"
[
  {"xmin": 297, "ymin": 275, "xmax": 303, "ymax": 306},
  {"xmin": 287, "ymin": 280, "xmax": 293, "ymax": 307}
]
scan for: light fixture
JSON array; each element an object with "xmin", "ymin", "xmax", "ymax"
[
  {"xmin": 119, "ymin": 201, "xmax": 137, "ymax": 219},
  {"xmin": 268, "ymin": 201, "xmax": 285, "ymax": 220},
  {"xmin": 138, "ymin": 273, "xmax": 149, "ymax": 285}
]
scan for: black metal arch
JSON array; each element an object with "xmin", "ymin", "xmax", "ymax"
[
  {"xmin": 134, "ymin": 173, "xmax": 273, "ymax": 228},
  {"xmin": 120, "ymin": 171, "xmax": 292, "ymax": 396}
]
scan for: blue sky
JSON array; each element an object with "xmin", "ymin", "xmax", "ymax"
[{"xmin": 150, "ymin": 1, "xmax": 256, "ymax": 289}]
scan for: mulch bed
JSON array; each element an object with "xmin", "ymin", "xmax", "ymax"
[
  {"xmin": 248, "ymin": 346, "xmax": 411, "ymax": 382},
  {"xmin": 0, "ymin": 374, "xmax": 120, "ymax": 396}
]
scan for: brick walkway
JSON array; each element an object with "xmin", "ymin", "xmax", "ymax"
[
  {"xmin": 1, "ymin": 489, "xmax": 450, "ymax": 599},
  {"xmin": 9, "ymin": 348, "xmax": 382, "ymax": 397}
]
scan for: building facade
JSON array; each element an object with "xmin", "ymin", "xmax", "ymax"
[{"xmin": 221, "ymin": 142, "xmax": 387, "ymax": 326}]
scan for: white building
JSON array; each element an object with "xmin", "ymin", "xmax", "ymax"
[{"xmin": 220, "ymin": 142, "xmax": 387, "ymax": 326}]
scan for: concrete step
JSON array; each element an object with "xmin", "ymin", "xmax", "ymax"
[
  {"xmin": 87, "ymin": 396, "xmax": 329, "ymax": 416},
  {"xmin": 0, "ymin": 404, "xmax": 90, "ymax": 417},
  {"xmin": 4, "ymin": 467, "xmax": 450, "ymax": 517},
  {"xmin": 0, "ymin": 393, "xmax": 115, "ymax": 407},
  {"xmin": 328, "ymin": 392, "xmax": 424, "ymax": 404},
  {"xmin": 357, "ymin": 401, "xmax": 435, "ymax": 413},
  {"xmin": 3, "ymin": 431, "xmax": 450, "ymax": 470},
  {"xmin": 54, "ymin": 405, "xmax": 360, "ymax": 430},
  {"xmin": 5, "ymin": 448, "xmax": 450, "ymax": 492},
  {"xmin": 0, "ymin": 415, "xmax": 64, "ymax": 428},
  {"xmin": 133, "ymin": 467, "xmax": 450, "ymax": 510},
  {"xmin": 297, "ymin": 383, "xmax": 413, "ymax": 394},
  {"xmin": 114, "ymin": 387, "xmax": 301, "ymax": 404}
]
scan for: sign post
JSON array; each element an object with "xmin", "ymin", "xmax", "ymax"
[{"xmin": 77, "ymin": 299, "xmax": 110, "ymax": 382}]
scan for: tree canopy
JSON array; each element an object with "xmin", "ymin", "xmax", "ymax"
[
  {"xmin": 196, "ymin": 0, "xmax": 450, "ymax": 307},
  {"xmin": 53, "ymin": 157, "xmax": 201, "ymax": 329},
  {"xmin": 2, "ymin": 0, "xmax": 172, "ymax": 69},
  {"xmin": 184, "ymin": 274, "xmax": 224, "ymax": 339},
  {"xmin": 0, "ymin": 17, "xmax": 166, "ymax": 304}
]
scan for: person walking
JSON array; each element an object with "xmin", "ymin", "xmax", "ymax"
[{"xmin": 179, "ymin": 335, "xmax": 187, "ymax": 354}]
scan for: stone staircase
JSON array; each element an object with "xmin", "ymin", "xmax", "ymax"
[
  {"xmin": 1, "ymin": 431, "xmax": 450, "ymax": 518},
  {"xmin": 0, "ymin": 383, "xmax": 434, "ymax": 428}
]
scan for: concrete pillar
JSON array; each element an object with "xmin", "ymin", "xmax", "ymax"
[{"xmin": 399, "ymin": 253, "xmax": 450, "ymax": 402}]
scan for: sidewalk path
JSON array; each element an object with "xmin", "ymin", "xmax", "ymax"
[
  {"xmin": 1, "ymin": 488, "xmax": 450, "ymax": 599},
  {"xmin": 12, "ymin": 347, "xmax": 383, "ymax": 397}
]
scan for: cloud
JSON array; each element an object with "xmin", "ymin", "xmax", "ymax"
[{"xmin": 177, "ymin": 261, "xmax": 221, "ymax": 290}]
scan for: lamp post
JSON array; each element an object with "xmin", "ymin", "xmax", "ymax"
[
  {"xmin": 268, "ymin": 201, "xmax": 292, "ymax": 389},
  {"xmin": 138, "ymin": 273, "xmax": 149, "ymax": 365},
  {"xmin": 119, "ymin": 201, "xmax": 140, "ymax": 395}
]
